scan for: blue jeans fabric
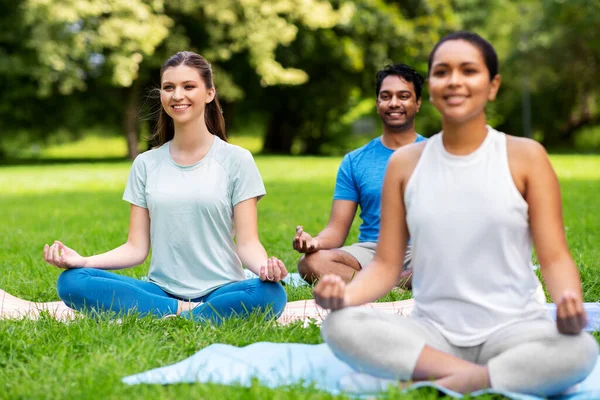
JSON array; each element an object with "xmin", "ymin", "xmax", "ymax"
[{"xmin": 57, "ymin": 268, "xmax": 287, "ymax": 323}]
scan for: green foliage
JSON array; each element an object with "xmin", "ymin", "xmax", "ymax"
[
  {"xmin": 1, "ymin": 0, "xmax": 599, "ymax": 157},
  {"xmin": 0, "ymin": 0, "xmax": 357, "ymax": 158},
  {"xmin": 259, "ymin": 0, "xmax": 458, "ymax": 154},
  {"xmin": 23, "ymin": 0, "xmax": 171, "ymax": 94},
  {"xmin": 17, "ymin": 0, "xmax": 349, "ymax": 95},
  {"xmin": 199, "ymin": 0, "xmax": 353, "ymax": 87},
  {"xmin": 453, "ymin": 0, "xmax": 600, "ymax": 147}
]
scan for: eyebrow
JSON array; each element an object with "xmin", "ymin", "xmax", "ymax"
[
  {"xmin": 161, "ymin": 80, "xmax": 198, "ymax": 85},
  {"xmin": 379, "ymin": 89, "xmax": 412, "ymax": 96},
  {"xmin": 379, "ymin": 90, "xmax": 412, "ymax": 94},
  {"xmin": 432, "ymin": 62, "xmax": 478, "ymax": 68}
]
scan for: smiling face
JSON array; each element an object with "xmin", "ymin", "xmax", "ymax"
[
  {"xmin": 376, "ymin": 75, "xmax": 421, "ymax": 132},
  {"xmin": 160, "ymin": 65, "xmax": 216, "ymax": 125},
  {"xmin": 428, "ymin": 40, "xmax": 501, "ymax": 124}
]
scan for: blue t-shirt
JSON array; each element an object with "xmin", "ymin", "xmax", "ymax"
[{"xmin": 333, "ymin": 134, "xmax": 426, "ymax": 243}]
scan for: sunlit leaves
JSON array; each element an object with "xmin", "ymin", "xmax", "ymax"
[{"xmin": 23, "ymin": 0, "xmax": 171, "ymax": 94}]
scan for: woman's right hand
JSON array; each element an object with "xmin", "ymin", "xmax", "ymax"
[
  {"xmin": 314, "ymin": 274, "xmax": 349, "ymax": 310},
  {"xmin": 43, "ymin": 240, "xmax": 87, "ymax": 269},
  {"xmin": 556, "ymin": 291, "xmax": 588, "ymax": 334}
]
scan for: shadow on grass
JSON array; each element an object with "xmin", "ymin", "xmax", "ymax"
[{"xmin": 0, "ymin": 156, "xmax": 130, "ymax": 167}]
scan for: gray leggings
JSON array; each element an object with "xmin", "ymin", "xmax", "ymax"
[{"xmin": 322, "ymin": 307, "xmax": 598, "ymax": 397}]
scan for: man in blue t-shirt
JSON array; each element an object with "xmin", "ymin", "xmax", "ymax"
[{"xmin": 293, "ymin": 63, "xmax": 426, "ymax": 287}]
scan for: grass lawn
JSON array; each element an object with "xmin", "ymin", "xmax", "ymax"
[{"xmin": 0, "ymin": 153, "xmax": 599, "ymax": 399}]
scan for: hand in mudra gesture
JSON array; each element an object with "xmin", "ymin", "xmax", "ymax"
[
  {"xmin": 314, "ymin": 274, "xmax": 348, "ymax": 310},
  {"xmin": 556, "ymin": 291, "xmax": 587, "ymax": 334},
  {"xmin": 293, "ymin": 226, "xmax": 320, "ymax": 253},
  {"xmin": 43, "ymin": 241, "xmax": 86, "ymax": 269},
  {"xmin": 259, "ymin": 257, "xmax": 288, "ymax": 283}
]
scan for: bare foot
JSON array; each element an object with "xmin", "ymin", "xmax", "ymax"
[
  {"xmin": 0, "ymin": 288, "xmax": 77, "ymax": 321},
  {"xmin": 434, "ymin": 365, "xmax": 490, "ymax": 393}
]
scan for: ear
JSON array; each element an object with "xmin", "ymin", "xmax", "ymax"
[
  {"xmin": 488, "ymin": 74, "xmax": 502, "ymax": 101},
  {"xmin": 206, "ymin": 87, "xmax": 216, "ymax": 103},
  {"xmin": 416, "ymin": 97, "xmax": 422, "ymax": 112}
]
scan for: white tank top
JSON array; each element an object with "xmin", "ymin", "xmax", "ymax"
[{"xmin": 405, "ymin": 126, "xmax": 551, "ymax": 346}]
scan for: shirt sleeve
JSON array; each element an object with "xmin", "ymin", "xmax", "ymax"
[
  {"xmin": 231, "ymin": 150, "xmax": 266, "ymax": 206},
  {"xmin": 122, "ymin": 155, "xmax": 148, "ymax": 208},
  {"xmin": 333, "ymin": 154, "xmax": 359, "ymax": 202}
]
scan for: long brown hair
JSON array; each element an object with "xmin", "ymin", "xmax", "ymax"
[{"xmin": 151, "ymin": 51, "xmax": 227, "ymax": 146}]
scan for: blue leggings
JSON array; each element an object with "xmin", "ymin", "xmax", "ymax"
[{"xmin": 57, "ymin": 268, "xmax": 287, "ymax": 323}]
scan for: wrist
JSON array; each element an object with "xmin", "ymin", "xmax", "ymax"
[
  {"xmin": 314, "ymin": 237, "xmax": 322, "ymax": 251},
  {"xmin": 80, "ymin": 256, "xmax": 91, "ymax": 268},
  {"xmin": 343, "ymin": 291, "xmax": 354, "ymax": 307}
]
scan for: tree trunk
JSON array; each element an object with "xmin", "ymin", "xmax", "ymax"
[
  {"xmin": 220, "ymin": 101, "xmax": 236, "ymax": 134},
  {"xmin": 263, "ymin": 111, "xmax": 296, "ymax": 154},
  {"xmin": 124, "ymin": 79, "xmax": 141, "ymax": 160},
  {"xmin": 303, "ymin": 116, "xmax": 329, "ymax": 155},
  {"xmin": 543, "ymin": 115, "xmax": 600, "ymax": 149}
]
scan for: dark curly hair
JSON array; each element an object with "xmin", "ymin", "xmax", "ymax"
[{"xmin": 375, "ymin": 62, "xmax": 425, "ymax": 100}]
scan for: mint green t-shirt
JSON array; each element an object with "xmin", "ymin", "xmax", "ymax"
[{"xmin": 123, "ymin": 137, "xmax": 266, "ymax": 299}]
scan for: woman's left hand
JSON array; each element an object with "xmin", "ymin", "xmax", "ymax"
[
  {"xmin": 556, "ymin": 291, "xmax": 587, "ymax": 334},
  {"xmin": 259, "ymin": 257, "xmax": 288, "ymax": 283}
]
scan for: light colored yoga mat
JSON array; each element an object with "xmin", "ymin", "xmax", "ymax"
[
  {"xmin": 2, "ymin": 286, "xmax": 600, "ymax": 333},
  {"xmin": 278, "ymin": 299, "xmax": 600, "ymax": 332},
  {"xmin": 122, "ymin": 341, "xmax": 600, "ymax": 399}
]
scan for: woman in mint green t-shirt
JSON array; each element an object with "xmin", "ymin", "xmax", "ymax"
[{"xmin": 43, "ymin": 51, "xmax": 287, "ymax": 323}]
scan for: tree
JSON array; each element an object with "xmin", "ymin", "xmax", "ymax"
[
  {"xmin": 9, "ymin": 0, "xmax": 348, "ymax": 158},
  {"xmin": 452, "ymin": 0, "xmax": 600, "ymax": 148},
  {"xmin": 0, "ymin": 0, "xmax": 125, "ymax": 158},
  {"xmin": 516, "ymin": 0, "xmax": 600, "ymax": 147},
  {"xmin": 257, "ymin": 0, "xmax": 458, "ymax": 154}
]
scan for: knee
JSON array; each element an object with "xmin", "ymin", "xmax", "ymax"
[
  {"xmin": 565, "ymin": 333, "xmax": 599, "ymax": 381},
  {"xmin": 298, "ymin": 252, "xmax": 327, "ymax": 284},
  {"xmin": 56, "ymin": 268, "xmax": 88, "ymax": 301},
  {"xmin": 322, "ymin": 307, "xmax": 366, "ymax": 349},
  {"xmin": 254, "ymin": 279, "xmax": 287, "ymax": 317},
  {"xmin": 538, "ymin": 333, "xmax": 599, "ymax": 395}
]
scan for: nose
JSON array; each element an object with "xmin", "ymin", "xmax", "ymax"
[
  {"xmin": 173, "ymin": 86, "xmax": 184, "ymax": 100},
  {"xmin": 448, "ymin": 70, "xmax": 462, "ymax": 86},
  {"xmin": 389, "ymin": 95, "xmax": 400, "ymax": 108}
]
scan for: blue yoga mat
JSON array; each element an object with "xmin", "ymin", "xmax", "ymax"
[
  {"xmin": 547, "ymin": 303, "xmax": 600, "ymax": 332},
  {"xmin": 123, "ymin": 342, "xmax": 600, "ymax": 399},
  {"xmin": 243, "ymin": 270, "xmax": 309, "ymax": 287}
]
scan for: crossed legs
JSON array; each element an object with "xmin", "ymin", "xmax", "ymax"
[
  {"xmin": 298, "ymin": 249, "xmax": 362, "ymax": 284},
  {"xmin": 298, "ymin": 245, "xmax": 413, "ymax": 288},
  {"xmin": 57, "ymin": 268, "xmax": 287, "ymax": 323},
  {"xmin": 322, "ymin": 307, "xmax": 598, "ymax": 396}
]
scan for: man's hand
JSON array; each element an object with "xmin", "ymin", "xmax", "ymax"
[{"xmin": 293, "ymin": 226, "xmax": 320, "ymax": 253}]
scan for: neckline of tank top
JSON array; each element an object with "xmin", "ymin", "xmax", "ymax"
[
  {"xmin": 436, "ymin": 125, "xmax": 496, "ymax": 164},
  {"xmin": 166, "ymin": 136, "xmax": 219, "ymax": 170}
]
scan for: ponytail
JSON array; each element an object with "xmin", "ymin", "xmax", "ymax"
[
  {"xmin": 151, "ymin": 107, "xmax": 174, "ymax": 147},
  {"xmin": 205, "ymin": 94, "xmax": 227, "ymax": 141}
]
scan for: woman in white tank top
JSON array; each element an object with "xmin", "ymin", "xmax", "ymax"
[{"xmin": 314, "ymin": 32, "xmax": 598, "ymax": 396}]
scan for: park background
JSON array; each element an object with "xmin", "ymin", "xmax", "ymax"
[{"xmin": 0, "ymin": 0, "xmax": 599, "ymax": 399}]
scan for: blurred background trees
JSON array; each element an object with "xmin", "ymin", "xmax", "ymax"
[{"xmin": 0, "ymin": 0, "xmax": 598, "ymax": 159}]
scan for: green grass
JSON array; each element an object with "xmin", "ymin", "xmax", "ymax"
[
  {"xmin": 14, "ymin": 132, "xmax": 264, "ymax": 160},
  {"xmin": 0, "ymin": 154, "xmax": 599, "ymax": 399},
  {"xmin": 39, "ymin": 135, "xmax": 134, "ymax": 159}
]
